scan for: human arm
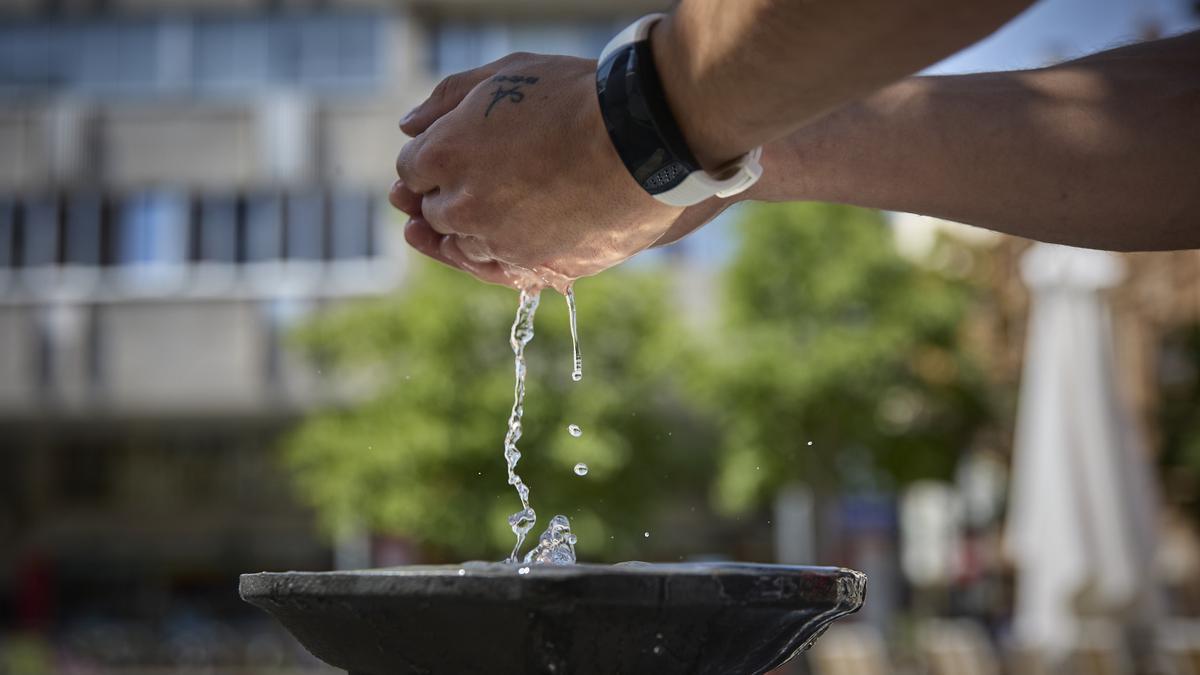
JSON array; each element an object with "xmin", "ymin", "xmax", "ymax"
[
  {"xmin": 390, "ymin": 0, "xmax": 1034, "ymax": 289},
  {"xmin": 733, "ymin": 29, "xmax": 1200, "ymax": 252}
]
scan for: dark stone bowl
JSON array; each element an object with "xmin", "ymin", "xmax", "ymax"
[{"xmin": 240, "ymin": 562, "xmax": 865, "ymax": 675}]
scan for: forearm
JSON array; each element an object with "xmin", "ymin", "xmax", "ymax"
[
  {"xmin": 753, "ymin": 31, "xmax": 1200, "ymax": 251},
  {"xmin": 652, "ymin": 0, "xmax": 1035, "ymax": 168}
]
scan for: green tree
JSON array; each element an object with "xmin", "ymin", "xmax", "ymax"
[
  {"xmin": 1158, "ymin": 323, "xmax": 1200, "ymax": 522},
  {"xmin": 697, "ymin": 202, "xmax": 995, "ymax": 513},
  {"xmin": 283, "ymin": 259, "xmax": 718, "ymax": 562}
]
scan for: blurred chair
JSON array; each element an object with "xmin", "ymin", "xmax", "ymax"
[
  {"xmin": 916, "ymin": 618, "xmax": 1000, "ymax": 675},
  {"xmin": 1161, "ymin": 620, "xmax": 1200, "ymax": 675},
  {"xmin": 808, "ymin": 622, "xmax": 889, "ymax": 675},
  {"xmin": 1070, "ymin": 620, "xmax": 1133, "ymax": 675},
  {"xmin": 1006, "ymin": 620, "xmax": 1138, "ymax": 675}
]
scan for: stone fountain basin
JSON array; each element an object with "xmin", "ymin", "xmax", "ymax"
[{"xmin": 240, "ymin": 562, "xmax": 865, "ymax": 675}]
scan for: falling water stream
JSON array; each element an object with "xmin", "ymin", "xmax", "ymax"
[
  {"xmin": 503, "ymin": 290, "xmax": 540, "ymax": 563},
  {"xmin": 502, "ymin": 288, "xmax": 582, "ymax": 565}
]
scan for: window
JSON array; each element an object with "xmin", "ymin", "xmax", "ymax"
[
  {"xmin": 64, "ymin": 193, "xmax": 103, "ymax": 266},
  {"xmin": 335, "ymin": 15, "xmax": 379, "ymax": 84},
  {"xmin": 0, "ymin": 23, "xmax": 55, "ymax": 89},
  {"xmin": 55, "ymin": 441, "xmax": 113, "ymax": 505},
  {"xmin": 244, "ymin": 194, "xmax": 283, "ymax": 262},
  {"xmin": 197, "ymin": 196, "xmax": 238, "ymax": 263},
  {"xmin": 0, "ymin": 199, "xmax": 13, "ymax": 268},
  {"xmin": 286, "ymin": 192, "xmax": 325, "ymax": 261},
  {"xmin": 116, "ymin": 191, "xmax": 188, "ymax": 283},
  {"xmin": 193, "ymin": 17, "xmax": 269, "ymax": 92},
  {"xmin": 431, "ymin": 20, "xmax": 616, "ymax": 78},
  {"xmin": 22, "ymin": 198, "xmax": 60, "ymax": 268},
  {"xmin": 2, "ymin": 13, "xmax": 381, "ymax": 96},
  {"xmin": 330, "ymin": 192, "xmax": 372, "ymax": 260},
  {"xmin": 271, "ymin": 14, "xmax": 380, "ymax": 88},
  {"xmin": 73, "ymin": 21, "xmax": 160, "ymax": 92}
]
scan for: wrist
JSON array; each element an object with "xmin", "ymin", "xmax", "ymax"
[
  {"xmin": 738, "ymin": 139, "xmax": 793, "ymax": 203},
  {"xmin": 596, "ymin": 15, "xmax": 763, "ymax": 207},
  {"xmin": 650, "ymin": 15, "xmax": 750, "ymax": 170}
]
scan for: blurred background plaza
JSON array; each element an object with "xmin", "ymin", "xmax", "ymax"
[{"xmin": 1, "ymin": 0, "xmax": 1199, "ymax": 673}]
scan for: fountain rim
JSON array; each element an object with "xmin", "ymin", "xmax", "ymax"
[{"xmin": 240, "ymin": 562, "xmax": 866, "ymax": 612}]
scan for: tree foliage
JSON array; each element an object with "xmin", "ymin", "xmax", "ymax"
[
  {"xmin": 1158, "ymin": 323, "xmax": 1200, "ymax": 521},
  {"xmin": 694, "ymin": 202, "xmax": 994, "ymax": 513},
  {"xmin": 283, "ymin": 260, "xmax": 718, "ymax": 562}
]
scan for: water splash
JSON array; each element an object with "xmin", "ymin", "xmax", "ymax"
[
  {"xmin": 503, "ymin": 290, "xmax": 541, "ymax": 562},
  {"xmin": 524, "ymin": 514, "xmax": 577, "ymax": 565},
  {"xmin": 566, "ymin": 287, "xmax": 582, "ymax": 382}
]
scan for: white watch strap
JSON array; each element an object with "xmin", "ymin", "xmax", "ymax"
[{"xmin": 653, "ymin": 147, "xmax": 764, "ymax": 207}]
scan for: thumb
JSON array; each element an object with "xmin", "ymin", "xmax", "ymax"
[{"xmin": 400, "ymin": 62, "xmax": 502, "ymax": 136}]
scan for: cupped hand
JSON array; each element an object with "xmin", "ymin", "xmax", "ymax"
[{"xmin": 390, "ymin": 52, "xmax": 726, "ymax": 292}]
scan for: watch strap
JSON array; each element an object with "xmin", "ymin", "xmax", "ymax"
[{"xmin": 595, "ymin": 14, "xmax": 763, "ymax": 207}]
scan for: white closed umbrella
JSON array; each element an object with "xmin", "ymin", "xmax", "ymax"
[{"xmin": 1005, "ymin": 243, "xmax": 1158, "ymax": 662}]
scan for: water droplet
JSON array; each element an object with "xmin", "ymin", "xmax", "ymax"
[
  {"xmin": 644, "ymin": 531, "xmax": 650, "ymax": 538},
  {"xmin": 571, "ymin": 370, "xmax": 582, "ymax": 382},
  {"xmin": 457, "ymin": 569, "xmax": 466, "ymax": 576},
  {"xmin": 807, "ymin": 441, "xmax": 813, "ymax": 446},
  {"xmin": 656, "ymin": 633, "xmax": 663, "ymax": 640},
  {"xmin": 568, "ymin": 424, "xmax": 582, "ymax": 437},
  {"xmin": 573, "ymin": 463, "xmax": 589, "ymax": 476},
  {"xmin": 653, "ymin": 646, "xmax": 664, "ymax": 655},
  {"xmin": 566, "ymin": 534, "xmax": 578, "ymax": 545},
  {"xmin": 518, "ymin": 566, "xmax": 531, "ymax": 575}
]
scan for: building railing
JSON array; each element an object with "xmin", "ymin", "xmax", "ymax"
[{"xmin": 0, "ymin": 188, "xmax": 403, "ymax": 304}]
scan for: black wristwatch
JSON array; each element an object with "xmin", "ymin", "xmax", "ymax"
[{"xmin": 595, "ymin": 13, "xmax": 763, "ymax": 207}]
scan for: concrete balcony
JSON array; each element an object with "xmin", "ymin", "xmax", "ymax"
[
  {"xmin": 100, "ymin": 103, "xmax": 260, "ymax": 191},
  {"xmin": 0, "ymin": 290, "xmax": 370, "ymax": 421}
]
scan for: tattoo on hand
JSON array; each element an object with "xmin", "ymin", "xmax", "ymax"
[{"xmin": 485, "ymin": 75, "xmax": 540, "ymax": 117}]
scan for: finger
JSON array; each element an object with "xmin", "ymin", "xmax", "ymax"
[
  {"xmin": 400, "ymin": 61, "xmax": 505, "ymax": 137},
  {"xmin": 394, "ymin": 137, "xmax": 440, "ymax": 194},
  {"xmin": 416, "ymin": 188, "xmax": 456, "ymax": 236},
  {"xmin": 403, "ymin": 219, "xmax": 516, "ymax": 288},
  {"xmin": 436, "ymin": 234, "xmax": 513, "ymax": 286},
  {"xmin": 388, "ymin": 179, "xmax": 422, "ymax": 217}
]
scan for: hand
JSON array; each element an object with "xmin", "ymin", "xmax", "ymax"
[{"xmin": 391, "ymin": 52, "xmax": 714, "ymax": 292}]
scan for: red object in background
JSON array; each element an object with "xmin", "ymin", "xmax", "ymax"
[{"xmin": 16, "ymin": 552, "xmax": 54, "ymax": 631}]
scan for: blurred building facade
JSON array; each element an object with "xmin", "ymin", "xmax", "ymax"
[{"xmin": 0, "ymin": 0, "xmax": 656, "ymax": 668}]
